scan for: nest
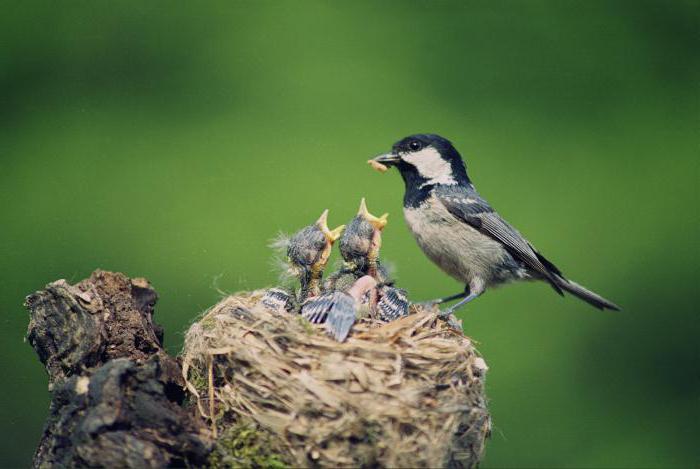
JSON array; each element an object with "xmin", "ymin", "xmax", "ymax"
[{"xmin": 181, "ymin": 291, "xmax": 491, "ymax": 468}]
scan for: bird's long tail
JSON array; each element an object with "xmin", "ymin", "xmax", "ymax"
[{"xmin": 553, "ymin": 276, "xmax": 620, "ymax": 311}]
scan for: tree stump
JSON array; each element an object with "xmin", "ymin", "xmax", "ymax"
[{"xmin": 24, "ymin": 270, "xmax": 211, "ymax": 468}]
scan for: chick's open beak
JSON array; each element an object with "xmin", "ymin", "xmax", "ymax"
[
  {"xmin": 316, "ymin": 209, "xmax": 345, "ymax": 243},
  {"xmin": 326, "ymin": 225, "xmax": 345, "ymax": 242},
  {"xmin": 368, "ymin": 152, "xmax": 400, "ymax": 173},
  {"xmin": 358, "ymin": 198, "xmax": 388, "ymax": 230}
]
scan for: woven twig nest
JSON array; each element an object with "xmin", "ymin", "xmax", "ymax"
[{"xmin": 181, "ymin": 291, "xmax": 491, "ymax": 468}]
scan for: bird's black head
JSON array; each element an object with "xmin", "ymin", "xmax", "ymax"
[{"xmin": 370, "ymin": 134, "xmax": 470, "ymax": 192}]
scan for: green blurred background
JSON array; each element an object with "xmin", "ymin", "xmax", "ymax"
[{"xmin": 1, "ymin": 1, "xmax": 698, "ymax": 467}]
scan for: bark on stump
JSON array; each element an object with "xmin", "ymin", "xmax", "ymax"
[{"xmin": 24, "ymin": 270, "xmax": 212, "ymax": 468}]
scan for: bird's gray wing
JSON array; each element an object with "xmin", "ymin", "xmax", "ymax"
[
  {"xmin": 377, "ymin": 286, "xmax": 410, "ymax": 322},
  {"xmin": 436, "ymin": 187, "xmax": 563, "ymax": 293},
  {"xmin": 260, "ymin": 288, "xmax": 294, "ymax": 313},
  {"xmin": 301, "ymin": 292, "xmax": 336, "ymax": 323},
  {"xmin": 325, "ymin": 293, "xmax": 356, "ymax": 342}
]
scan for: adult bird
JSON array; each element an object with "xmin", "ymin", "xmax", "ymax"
[{"xmin": 369, "ymin": 134, "xmax": 620, "ymax": 316}]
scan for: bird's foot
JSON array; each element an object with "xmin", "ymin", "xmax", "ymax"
[{"xmin": 437, "ymin": 307, "xmax": 463, "ymax": 331}]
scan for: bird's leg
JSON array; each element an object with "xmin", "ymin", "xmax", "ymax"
[
  {"xmin": 439, "ymin": 279, "xmax": 485, "ymax": 317},
  {"xmin": 415, "ymin": 289, "xmax": 468, "ymax": 308},
  {"xmin": 438, "ymin": 292, "xmax": 480, "ymax": 317},
  {"xmin": 435, "ymin": 291, "xmax": 469, "ymax": 305}
]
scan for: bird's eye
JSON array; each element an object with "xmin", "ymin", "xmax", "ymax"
[{"xmin": 408, "ymin": 141, "xmax": 422, "ymax": 151}]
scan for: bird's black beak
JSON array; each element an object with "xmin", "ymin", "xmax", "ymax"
[{"xmin": 368, "ymin": 152, "xmax": 400, "ymax": 173}]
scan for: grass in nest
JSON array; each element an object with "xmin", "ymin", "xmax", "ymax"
[
  {"xmin": 199, "ymin": 315, "xmax": 218, "ymax": 331},
  {"xmin": 187, "ymin": 366, "xmax": 208, "ymax": 394}
]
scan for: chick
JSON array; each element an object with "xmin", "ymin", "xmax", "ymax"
[
  {"xmin": 261, "ymin": 210, "xmax": 344, "ymax": 311},
  {"xmin": 327, "ymin": 198, "xmax": 410, "ymax": 322},
  {"xmin": 342, "ymin": 198, "xmax": 390, "ymax": 279},
  {"xmin": 289, "ymin": 209, "xmax": 345, "ymax": 302},
  {"xmin": 301, "ymin": 275, "xmax": 377, "ymax": 342},
  {"xmin": 325, "ymin": 198, "xmax": 389, "ymax": 291}
]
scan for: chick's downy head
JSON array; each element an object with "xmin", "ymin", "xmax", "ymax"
[{"xmin": 287, "ymin": 209, "xmax": 344, "ymax": 276}]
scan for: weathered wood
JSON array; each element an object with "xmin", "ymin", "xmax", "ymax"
[{"xmin": 25, "ymin": 270, "xmax": 211, "ymax": 468}]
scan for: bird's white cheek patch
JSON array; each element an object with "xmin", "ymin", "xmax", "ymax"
[{"xmin": 401, "ymin": 147, "xmax": 456, "ymax": 187}]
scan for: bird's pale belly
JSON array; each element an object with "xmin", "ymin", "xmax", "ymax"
[{"xmin": 403, "ymin": 201, "xmax": 515, "ymax": 287}]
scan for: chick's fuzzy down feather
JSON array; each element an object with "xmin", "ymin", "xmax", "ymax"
[{"xmin": 268, "ymin": 232, "xmax": 298, "ymax": 286}]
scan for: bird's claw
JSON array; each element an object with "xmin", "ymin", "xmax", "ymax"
[
  {"xmin": 437, "ymin": 308, "xmax": 462, "ymax": 330},
  {"xmin": 442, "ymin": 313, "xmax": 463, "ymax": 331},
  {"xmin": 412, "ymin": 301, "xmax": 462, "ymax": 330}
]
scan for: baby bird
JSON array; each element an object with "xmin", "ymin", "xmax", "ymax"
[
  {"xmin": 325, "ymin": 198, "xmax": 389, "ymax": 291},
  {"xmin": 302, "ymin": 275, "xmax": 378, "ymax": 342},
  {"xmin": 262, "ymin": 210, "xmax": 344, "ymax": 311},
  {"xmin": 340, "ymin": 198, "xmax": 388, "ymax": 279},
  {"xmin": 287, "ymin": 209, "xmax": 344, "ymax": 302},
  {"xmin": 327, "ymin": 198, "xmax": 410, "ymax": 322}
]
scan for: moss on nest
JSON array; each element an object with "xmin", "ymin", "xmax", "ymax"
[{"xmin": 208, "ymin": 421, "xmax": 288, "ymax": 469}]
